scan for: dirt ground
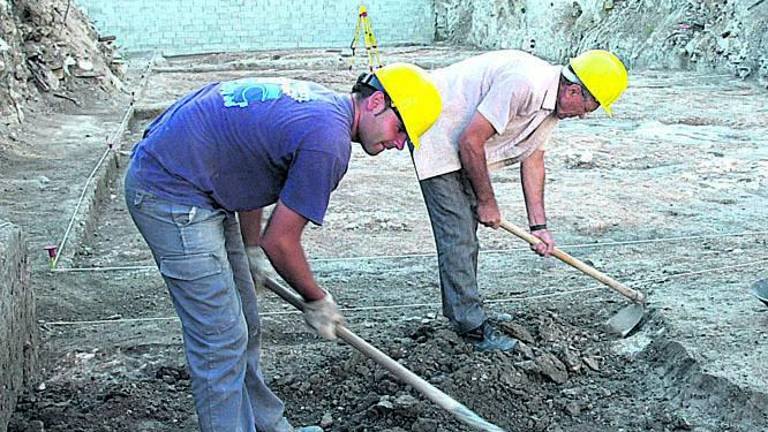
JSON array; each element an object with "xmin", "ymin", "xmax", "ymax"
[{"xmin": 4, "ymin": 46, "xmax": 768, "ymax": 432}]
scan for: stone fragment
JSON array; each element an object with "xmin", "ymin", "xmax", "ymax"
[
  {"xmin": 559, "ymin": 347, "xmax": 583, "ymax": 372},
  {"xmin": 376, "ymin": 396, "xmax": 393, "ymax": 410},
  {"xmin": 516, "ymin": 341, "xmax": 535, "ymax": 360},
  {"xmin": 320, "ymin": 412, "xmax": 333, "ymax": 428},
  {"xmin": 500, "ymin": 321, "xmax": 535, "ymax": 344},
  {"xmin": 535, "ymin": 353, "xmax": 568, "ymax": 384},
  {"xmin": 27, "ymin": 420, "xmax": 45, "ymax": 432},
  {"xmin": 77, "ymin": 58, "xmax": 94, "ymax": 71},
  {"xmin": 583, "ymin": 356, "xmax": 601, "ymax": 371},
  {"xmin": 394, "ymin": 393, "xmax": 417, "ymax": 409},
  {"xmin": 411, "ymin": 418, "xmax": 438, "ymax": 432},
  {"xmin": 564, "ymin": 401, "xmax": 581, "ymax": 416}
]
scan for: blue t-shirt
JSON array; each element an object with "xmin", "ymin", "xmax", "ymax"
[{"xmin": 130, "ymin": 78, "xmax": 353, "ymax": 225}]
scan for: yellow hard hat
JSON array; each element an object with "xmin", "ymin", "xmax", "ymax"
[
  {"xmin": 373, "ymin": 63, "xmax": 442, "ymax": 149},
  {"xmin": 569, "ymin": 50, "xmax": 628, "ymax": 117}
]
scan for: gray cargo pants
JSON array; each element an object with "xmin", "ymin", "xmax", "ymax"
[{"xmin": 419, "ymin": 170, "xmax": 487, "ymax": 333}]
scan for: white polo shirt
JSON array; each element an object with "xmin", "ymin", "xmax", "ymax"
[{"xmin": 413, "ymin": 50, "xmax": 562, "ymax": 180}]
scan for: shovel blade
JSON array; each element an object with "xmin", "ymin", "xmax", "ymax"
[
  {"xmin": 751, "ymin": 279, "xmax": 768, "ymax": 308},
  {"xmin": 605, "ymin": 303, "xmax": 645, "ymax": 338}
]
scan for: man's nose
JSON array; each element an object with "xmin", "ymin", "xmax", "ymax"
[{"xmin": 394, "ymin": 134, "xmax": 407, "ymax": 150}]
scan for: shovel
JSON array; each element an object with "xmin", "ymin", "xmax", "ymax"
[
  {"xmin": 262, "ymin": 276, "xmax": 508, "ymax": 432},
  {"xmin": 499, "ymin": 219, "xmax": 646, "ymax": 336},
  {"xmin": 751, "ymin": 278, "xmax": 768, "ymax": 308}
]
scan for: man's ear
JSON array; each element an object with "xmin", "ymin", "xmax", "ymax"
[
  {"xmin": 565, "ymin": 83, "xmax": 581, "ymax": 97},
  {"xmin": 365, "ymin": 91, "xmax": 387, "ymax": 113}
]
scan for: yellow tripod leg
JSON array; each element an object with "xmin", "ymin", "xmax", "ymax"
[
  {"xmin": 350, "ymin": 5, "xmax": 383, "ymax": 72},
  {"xmin": 348, "ymin": 17, "xmax": 362, "ymax": 71},
  {"xmin": 363, "ymin": 17, "xmax": 382, "ymax": 70}
]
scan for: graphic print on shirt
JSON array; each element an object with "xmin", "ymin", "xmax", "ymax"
[{"xmin": 220, "ymin": 78, "xmax": 315, "ymax": 107}]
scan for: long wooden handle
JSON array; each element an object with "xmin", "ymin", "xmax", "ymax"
[
  {"xmin": 263, "ymin": 277, "xmax": 507, "ymax": 432},
  {"xmin": 499, "ymin": 220, "xmax": 646, "ymax": 304}
]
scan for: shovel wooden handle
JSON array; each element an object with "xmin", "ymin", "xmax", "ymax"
[
  {"xmin": 262, "ymin": 277, "xmax": 507, "ymax": 432},
  {"xmin": 499, "ymin": 220, "xmax": 646, "ymax": 304}
]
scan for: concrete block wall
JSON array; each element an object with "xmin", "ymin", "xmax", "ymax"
[
  {"xmin": 75, "ymin": 0, "xmax": 435, "ymax": 56},
  {"xmin": 0, "ymin": 220, "xmax": 37, "ymax": 432}
]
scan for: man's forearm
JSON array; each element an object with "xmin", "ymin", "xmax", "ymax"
[
  {"xmin": 261, "ymin": 236, "xmax": 325, "ymax": 301},
  {"xmin": 520, "ymin": 151, "xmax": 547, "ymax": 225},
  {"xmin": 459, "ymin": 137, "xmax": 495, "ymax": 203},
  {"xmin": 239, "ymin": 209, "xmax": 263, "ymax": 246}
]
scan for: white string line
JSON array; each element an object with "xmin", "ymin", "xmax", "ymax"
[
  {"xmin": 489, "ymin": 256, "xmax": 768, "ymax": 304},
  {"xmin": 51, "ymin": 54, "xmax": 159, "ymax": 269},
  {"xmin": 50, "ymin": 230, "xmax": 768, "ymax": 272},
  {"xmin": 626, "ymin": 256, "xmax": 768, "ymax": 285},
  {"xmin": 51, "ymin": 148, "xmax": 113, "ymax": 268},
  {"xmin": 44, "ymin": 257, "xmax": 767, "ymax": 327},
  {"xmin": 44, "ymin": 289, "xmax": 599, "ymax": 327},
  {"xmin": 53, "ymin": 265, "xmax": 157, "ymax": 273}
]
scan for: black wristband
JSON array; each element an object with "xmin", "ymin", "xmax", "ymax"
[{"xmin": 529, "ymin": 224, "xmax": 547, "ymax": 232}]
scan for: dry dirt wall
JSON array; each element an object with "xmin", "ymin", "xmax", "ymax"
[
  {"xmin": 0, "ymin": 220, "xmax": 36, "ymax": 432},
  {"xmin": 435, "ymin": 0, "xmax": 768, "ymax": 87},
  {"xmin": 0, "ymin": 0, "xmax": 122, "ymax": 136}
]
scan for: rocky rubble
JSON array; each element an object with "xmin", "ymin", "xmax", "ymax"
[
  {"xmin": 0, "ymin": 0, "xmax": 122, "ymax": 139},
  {"xmin": 262, "ymin": 312, "xmax": 662, "ymax": 432},
  {"xmin": 436, "ymin": 0, "xmax": 768, "ymax": 89},
  {"xmin": 581, "ymin": 0, "xmax": 768, "ymax": 87}
]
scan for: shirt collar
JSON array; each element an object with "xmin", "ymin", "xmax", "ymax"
[{"xmin": 540, "ymin": 66, "xmax": 562, "ymax": 111}]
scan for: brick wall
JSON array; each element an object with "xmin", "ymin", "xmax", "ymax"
[{"xmin": 76, "ymin": 0, "xmax": 435, "ymax": 56}]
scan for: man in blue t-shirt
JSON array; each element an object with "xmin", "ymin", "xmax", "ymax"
[{"xmin": 124, "ymin": 64, "xmax": 441, "ymax": 432}]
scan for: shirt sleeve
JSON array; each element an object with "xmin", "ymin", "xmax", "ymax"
[
  {"xmin": 280, "ymin": 149, "xmax": 347, "ymax": 225},
  {"xmin": 476, "ymin": 74, "xmax": 535, "ymax": 135}
]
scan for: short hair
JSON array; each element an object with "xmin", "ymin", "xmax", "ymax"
[{"xmin": 351, "ymin": 72, "xmax": 392, "ymax": 105}]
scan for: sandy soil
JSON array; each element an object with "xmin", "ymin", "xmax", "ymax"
[{"xmin": 4, "ymin": 46, "xmax": 768, "ymax": 432}]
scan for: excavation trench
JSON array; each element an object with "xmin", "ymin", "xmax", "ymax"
[{"xmin": 8, "ymin": 48, "xmax": 768, "ymax": 432}]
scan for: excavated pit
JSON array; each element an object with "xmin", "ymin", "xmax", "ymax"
[{"xmin": 5, "ymin": 47, "xmax": 768, "ymax": 432}]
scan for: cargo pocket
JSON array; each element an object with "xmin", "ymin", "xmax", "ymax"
[{"xmin": 160, "ymin": 253, "xmax": 239, "ymax": 335}]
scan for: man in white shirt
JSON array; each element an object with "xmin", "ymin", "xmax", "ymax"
[{"xmin": 413, "ymin": 50, "xmax": 628, "ymax": 352}]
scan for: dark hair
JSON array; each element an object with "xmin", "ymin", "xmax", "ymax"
[
  {"xmin": 351, "ymin": 73, "xmax": 392, "ymax": 105},
  {"xmin": 352, "ymin": 73, "xmax": 375, "ymax": 96}
]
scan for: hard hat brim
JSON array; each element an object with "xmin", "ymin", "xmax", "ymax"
[{"xmin": 406, "ymin": 128, "xmax": 421, "ymax": 149}]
